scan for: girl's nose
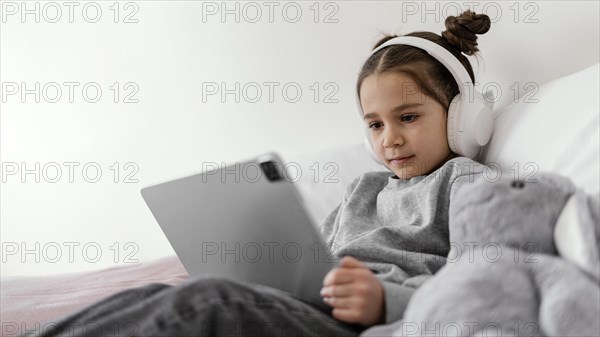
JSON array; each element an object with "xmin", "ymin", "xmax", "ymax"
[{"xmin": 382, "ymin": 127, "xmax": 404, "ymax": 148}]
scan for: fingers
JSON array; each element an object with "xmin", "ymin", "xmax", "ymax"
[
  {"xmin": 323, "ymin": 268, "xmax": 354, "ymax": 287},
  {"xmin": 322, "ymin": 295, "xmax": 353, "ymax": 309},
  {"xmin": 331, "ymin": 307, "xmax": 362, "ymax": 324},
  {"xmin": 320, "ymin": 263, "xmax": 385, "ymax": 327},
  {"xmin": 320, "ymin": 283, "xmax": 353, "ymax": 298},
  {"xmin": 339, "ymin": 256, "xmax": 368, "ymax": 269},
  {"xmin": 322, "ymin": 256, "xmax": 369, "ymax": 287}
]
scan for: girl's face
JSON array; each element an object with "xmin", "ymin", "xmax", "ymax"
[{"xmin": 360, "ymin": 72, "xmax": 455, "ymax": 179}]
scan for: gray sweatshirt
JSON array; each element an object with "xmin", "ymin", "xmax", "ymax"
[{"xmin": 319, "ymin": 156, "xmax": 487, "ymax": 323}]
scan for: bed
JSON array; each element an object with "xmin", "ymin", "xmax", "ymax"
[
  {"xmin": 2, "ymin": 77, "xmax": 599, "ymax": 336},
  {"xmin": 2, "ymin": 2, "xmax": 599, "ymax": 337}
]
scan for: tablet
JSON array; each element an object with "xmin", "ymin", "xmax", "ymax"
[{"xmin": 141, "ymin": 152, "xmax": 338, "ymax": 304}]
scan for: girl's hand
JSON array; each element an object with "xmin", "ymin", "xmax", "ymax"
[{"xmin": 320, "ymin": 256, "xmax": 385, "ymax": 326}]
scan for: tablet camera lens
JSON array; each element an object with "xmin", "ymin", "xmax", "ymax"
[{"xmin": 260, "ymin": 161, "xmax": 282, "ymax": 182}]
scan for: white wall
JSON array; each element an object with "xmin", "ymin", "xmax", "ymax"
[
  {"xmin": 395, "ymin": 1, "xmax": 600, "ymax": 112},
  {"xmin": 1, "ymin": 1, "xmax": 598, "ymax": 276}
]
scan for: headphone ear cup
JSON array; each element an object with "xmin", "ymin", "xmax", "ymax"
[
  {"xmin": 446, "ymin": 95, "xmax": 462, "ymax": 156},
  {"xmin": 471, "ymin": 95, "xmax": 494, "ymax": 146},
  {"xmin": 447, "ymin": 92, "xmax": 494, "ymax": 159}
]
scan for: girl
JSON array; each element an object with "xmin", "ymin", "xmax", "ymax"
[
  {"xmin": 37, "ymin": 9, "xmax": 491, "ymax": 337},
  {"xmin": 319, "ymin": 9, "xmax": 491, "ymax": 328}
]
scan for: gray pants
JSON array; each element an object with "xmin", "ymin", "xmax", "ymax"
[{"xmin": 37, "ymin": 276, "xmax": 367, "ymax": 337}]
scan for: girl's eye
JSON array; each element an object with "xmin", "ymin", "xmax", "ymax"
[
  {"xmin": 368, "ymin": 122, "xmax": 383, "ymax": 130},
  {"xmin": 401, "ymin": 114, "xmax": 418, "ymax": 122}
]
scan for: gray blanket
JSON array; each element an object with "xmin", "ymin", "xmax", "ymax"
[{"xmin": 361, "ymin": 172, "xmax": 600, "ymax": 337}]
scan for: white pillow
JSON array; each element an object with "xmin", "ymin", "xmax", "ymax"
[
  {"xmin": 480, "ymin": 63, "xmax": 600, "ymax": 194},
  {"xmin": 284, "ymin": 142, "xmax": 387, "ymax": 227}
]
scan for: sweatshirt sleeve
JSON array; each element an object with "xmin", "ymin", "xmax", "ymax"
[
  {"xmin": 319, "ymin": 175, "xmax": 362, "ymax": 241},
  {"xmin": 378, "ymin": 275, "xmax": 432, "ymax": 323}
]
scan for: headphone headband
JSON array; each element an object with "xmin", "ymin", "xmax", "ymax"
[
  {"xmin": 356, "ymin": 35, "xmax": 494, "ymax": 161},
  {"xmin": 360, "ymin": 36, "xmax": 474, "ymax": 101}
]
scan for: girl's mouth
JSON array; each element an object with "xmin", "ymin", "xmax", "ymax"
[{"xmin": 389, "ymin": 156, "xmax": 414, "ymax": 165}]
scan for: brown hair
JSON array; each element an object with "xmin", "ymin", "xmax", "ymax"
[{"xmin": 357, "ymin": 10, "xmax": 491, "ymax": 111}]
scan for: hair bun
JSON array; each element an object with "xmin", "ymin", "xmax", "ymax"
[{"xmin": 441, "ymin": 10, "xmax": 491, "ymax": 56}]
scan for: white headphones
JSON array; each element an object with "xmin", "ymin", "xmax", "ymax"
[{"xmin": 356, "ymin": 36, "xmax": 494, "ymax": 163}]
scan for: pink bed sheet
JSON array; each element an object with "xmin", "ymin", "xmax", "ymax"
[{"xmin": 0, "ymin": 255, "xmax": 189, "ymax": 337}]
